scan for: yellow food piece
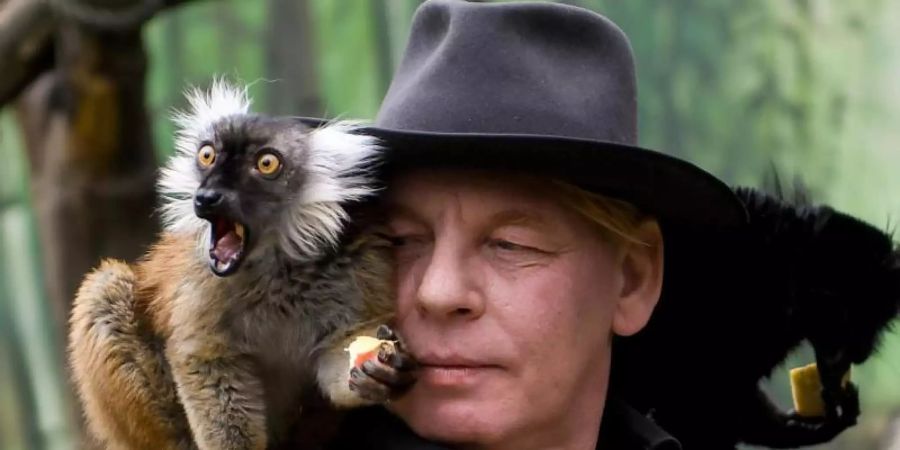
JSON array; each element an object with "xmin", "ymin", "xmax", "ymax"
[
  {"xmin": 789, "ymin": 363, "xmax": 852, "ymax": 417},
  {"xmin": 346, "ymin": 336, "xmax": 395, "ymax": 368}
]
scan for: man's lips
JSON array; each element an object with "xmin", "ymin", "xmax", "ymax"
[
  {"xmin": 416, "ymin": 355, "xmax": 497, "ymax": 367},
  {"xmin": 415, "ymin": 354, "xmax": 502, "ymax": 386}
]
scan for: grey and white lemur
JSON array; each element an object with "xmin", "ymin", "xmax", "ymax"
[{"xmin": 69, "ymin": 81, "xmax": 414, "ymax": 450}]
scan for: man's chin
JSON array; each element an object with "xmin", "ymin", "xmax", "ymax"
[{"xmin": 391, "ymin": 395, "xmax": 509, "ymax": 445}]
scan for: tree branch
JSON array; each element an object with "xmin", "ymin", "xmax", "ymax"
[
  {"xmin": 0, "ymin": 0, "xmax": 55, "ymax": 106},
  {"xmin": 0, "ymin": 0, "xmax": 208, "ymax": 107}
]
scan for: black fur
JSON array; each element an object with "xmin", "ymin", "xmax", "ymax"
[
  {"xmin": 198, "ymin": 115, "xmax": 311, "ymax": 235},
  {"xmin": 611, "ymin": 187, "xmax": 900, "ymax": 449}
]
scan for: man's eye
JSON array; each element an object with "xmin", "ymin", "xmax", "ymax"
[
  {"xmin": 488, "ymin": 239, "xmax": 529, "ymax": 252},
  {"xmin": 387, "ymin": 236, "xmax": 410, "ymax": 247},
  {"xmin": 384, "ymin": 234, "xmax": 423, "ymax": 248}
]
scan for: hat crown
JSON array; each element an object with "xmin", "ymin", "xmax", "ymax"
[{"xmin": 376, "ymin": 0, "xmax": 638, "ymax": 145}]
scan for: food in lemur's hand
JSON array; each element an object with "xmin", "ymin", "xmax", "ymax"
[
  {"xmin": 348, "ymin": 336, "xmax": 397, "ymax": 369},
  {"xmin": 790, "ymin": 363, "xmax": 852, "ymax": 418},
  {"xmin": 68, "ymin": 80, "xmax": 415, "ymax": 450}
]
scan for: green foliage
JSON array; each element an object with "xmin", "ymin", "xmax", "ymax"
[
  {"xmin": 309, "ymin": 0, "xmax": 382, "ymax": 119},
  {"xmin": 0, "ymin": 112, "xmax": 75, "ymax": 450},
  {"xmin": 585, "ymin": 0, "xmax": 900, "ymax": 224}
]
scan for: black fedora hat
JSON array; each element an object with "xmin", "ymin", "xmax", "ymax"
[{"xmin": 301, "ymin": 0, "xmax": 747, "ymax": 228}]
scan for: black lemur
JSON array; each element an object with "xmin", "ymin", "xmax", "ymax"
[{"xmin": 611, "ymin": 187, "xmax": 900, "ymax": 449}]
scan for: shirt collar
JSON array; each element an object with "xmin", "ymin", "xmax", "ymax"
[{"xmin": 597, "ymin": 397, "xmax": 682, "ymax": 450}]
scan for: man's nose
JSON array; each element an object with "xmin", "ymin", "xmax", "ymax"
[{"xmin": 414, "ymin": 242, "xmax": 485, "ymax": 320}]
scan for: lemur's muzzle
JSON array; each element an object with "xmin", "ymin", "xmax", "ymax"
[{"xmin": 193, "ymin": 188, "xmax": 248, "ymax": 277}]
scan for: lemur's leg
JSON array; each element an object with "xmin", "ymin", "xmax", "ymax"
[
  {"xmin": 317, "ymin": 324, "xmax": 417, "ymax": 407},
  {"xmin": 168, "ymin": 334, "xmax": 268, "ymax": 450},
  {"xmin": 69, "ymin": 260, "xmax": 195, "ymax": 450},
  {"xmin": 739, "ymin": 385, "xmax": 857, "ymax": 448}
]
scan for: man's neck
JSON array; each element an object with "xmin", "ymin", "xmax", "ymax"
[{"xmin": 456, "ymin": 373, "xmax": 609, "ymax": 450}]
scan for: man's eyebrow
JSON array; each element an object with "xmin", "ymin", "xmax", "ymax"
[
  {"xmin": 382, "ymin": 202, "xmax": 428, "ymax": 226},
  {"xmin": 383, "ymin": 203, "xmax": 553, "ymax": 230},
  {"xmin": 487, "ymin": 209, "xmax": 552, "ymax": 230}
]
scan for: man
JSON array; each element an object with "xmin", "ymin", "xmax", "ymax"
[{"xmin": 314, "ymin": 1, "xmax": 747, "ymax": 448}]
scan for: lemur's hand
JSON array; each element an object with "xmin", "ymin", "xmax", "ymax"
[
  {"xmin": 821, "ymin": 382, "xmax": 860, "ymax": 425},
  {"xmin": 828, "ymin": 381, "xmax": 860, "ymax": 426},
  {"xmin": 783, "ymin": 382, "xmax": 859, "ymax": 445},
  {"xmin": 349, "ymin": 325, "xmax": 417, "ymax": 402}
]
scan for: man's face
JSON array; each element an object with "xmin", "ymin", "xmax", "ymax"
[{"xmin": 384, "ymin": 170, "xmax": 642, "ymax": 448}]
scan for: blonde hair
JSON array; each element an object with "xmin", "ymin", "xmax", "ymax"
[{"xmin": 548, "ymin": 180, "xmax": 649, "ymax": 247}]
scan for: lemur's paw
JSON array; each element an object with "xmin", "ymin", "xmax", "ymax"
[
  {"xmin": 821, "ymin": 380, "xmax": 860, "ymax": 426},
  {"xmin": 785, "ymin": 389, "xmax": 858, "ymax": 445},
  {"xmin": 349, "ymin": 325, "xmax": 417, "ymax": 402},
  {"xmin": 783, "ymin": 416, "xmax": 853, "ymax": 444},
  {"xmin": 836, "ymin": 382, "xmax": 860, "ymax": 425}
]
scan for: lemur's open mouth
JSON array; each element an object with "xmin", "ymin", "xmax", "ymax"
[{"xmin": 208, "ymin": 216, "xmax": 247, "ymax": 277}]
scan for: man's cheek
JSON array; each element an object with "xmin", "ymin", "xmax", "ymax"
[{"xmin": 394, "ymin": 265, "xmax": 426, "ymax": 313}]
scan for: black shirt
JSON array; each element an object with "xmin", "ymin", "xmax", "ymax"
[{"xmin": 327, "ymin": 398, "xmax": 681, "ymax": 450}]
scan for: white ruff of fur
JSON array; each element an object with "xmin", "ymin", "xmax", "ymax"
[
  {"xmin": 157, "ymin": 80, "xmax": 381, "ymax": 262},
  {"xmin": 278, "ymin": 122, "xmax": 381, "ymax": 260}
]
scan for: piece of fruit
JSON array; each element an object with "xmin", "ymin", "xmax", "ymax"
[
  {"xmin": 789, "ymin": 363, "xmax": 852, "ymax": 417},
  {"xmin": 346, "ymin": 336, "xmax": 395, "ymax": 369}
]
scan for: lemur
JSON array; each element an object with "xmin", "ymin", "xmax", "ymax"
[
  {"xmin": 68, "ymin": 81, "xmax": 414, "ymax": 450},
  {"xmin": 612, "ymin": 187, "xmax": 900, "ymax": 449}
]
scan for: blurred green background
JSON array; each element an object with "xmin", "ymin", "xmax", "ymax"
[{"xmin": 1, "ymin": 1, "xmax": 899, "ymax": 449}]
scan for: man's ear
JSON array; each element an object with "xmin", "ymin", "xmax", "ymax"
[{"xmin": 612, "ymin": 219, "xmax": 664, "ymax": 336}]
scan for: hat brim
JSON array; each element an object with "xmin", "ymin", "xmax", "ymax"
[{"xmin": 298, "ymin": 117, "xmax": 748, "ymax": 229}]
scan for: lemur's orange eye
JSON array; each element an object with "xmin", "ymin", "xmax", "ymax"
[
  {"xmin": 197, "ymin": 145, "xmax": 216, "ymax": 167},
  {"xmin": 256, "ymin": 152, "xmax": 282, "ymax": 176}
]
